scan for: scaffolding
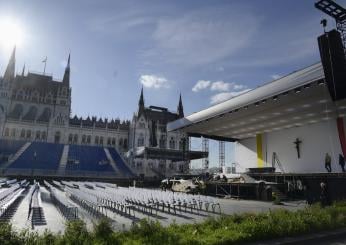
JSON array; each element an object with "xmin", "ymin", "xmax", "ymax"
[
  {"xmin": 202, "ymin": 137, "xmax": 209, "ymax": 169},
  {"xmin": 219, "ymin": 141, "xmax": 225, "ymax": 170}
]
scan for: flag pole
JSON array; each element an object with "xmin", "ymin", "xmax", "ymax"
[{"xmin": 43, "ymin": 57, "xmax": 47, "ymax": 75}]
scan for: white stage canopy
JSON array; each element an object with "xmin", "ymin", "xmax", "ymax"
[{"xmin": 167, "ymin": 63, "xmax": 346, "ymax": 141}]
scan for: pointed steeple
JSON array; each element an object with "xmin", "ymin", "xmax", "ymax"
[
  {"xmin": 138, "ymin": 86, "xmax": 145, "ymax": 115},
  {"xmin": 21, "ymin": 63, "xmax": 25, "ymax": 76},
  {"xmin": 62, "ymin": 53, "xmax": 70, "ymax": 85},
  {"xmin": 177, "ymin": 93, "xmax": 184, "ymax": 118},
  {"xmin": 3, "ymin": 46, "xmax": 16, "ymax": 83}
]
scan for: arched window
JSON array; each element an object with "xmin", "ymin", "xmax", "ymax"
[
  {"xmin": 73, "ymin": 134, "xmax": 78, "ymax": 144},
  {"xmin": 95, "ymin": 136, "xmax": 99, "ymax": 145},
  {"xmin": 55, "ymin": 113, "xmax": 64, "ymax": 125},
  {"xmin": 20, "ymin": 129, "xmax": 25, "ymax": 138},
  {"xmin": 107, "ymin": 137, "xmax": 111, "ymax": 146},
  {"xmin": 4, "ymin": 128, "xmax": 9, "ymax": 137},
  {"xmin": 111, "ymin": 138, "xmax": 116, "ymax": 146},
  {"xmin": 41, "ymin": 131, "xmax": 47, "ymax": 141},
  {"xmin": 159, "ymin": 135, "xmax": 166, "ymax": 149},
  {"xmin": 32, "ymin": 91, "xmax": 39, "ymax": 102},
  {"xmin": 10, "ymin": 104, "xmax": 23, "ymax": 119},
  {"xmin": 10, "ymin": 128, "xmax": 16, "ymax": 137},
  {"xmin": 22, "ymin": 106, "xmax": 38, "ymax": 121},
  {"xmin": 54, "ymin": 131, "xmax": 61, "ymax": 143},
  {"xmin": 17, "ymin": 90, "xmax": 24, "ymax": 100},
  {"xmin": 62, "ymin": 87, "xmax": 67, "ymax": 96},
  {"xmin": 86, "ymin": 135, "xmax": 91, "ymax": 144},
  {"xmin": 137, "ymin": 135, "xmax": 144, "ymax": 147},
  {"xmin": 169, "ymin": 137, "xmax": 175, "ymax": 149},
  {"xmin": 46, "ymin": 93, "xmax": 52, "ymax": 104},
  {"xmin": 26, "ymin": 130, "xmax": 31, "ymax": 139},
  {"xmin": 68, "ymin": 134, "xmax": 73, "ymax": 144},
  {"xmin": 35, "ymin": 131, "xmax": 41, "ymax": 140},
  {"xmin": 179, "ymin": 139, "xmax": 185, "ymax": 150},
  {"xmin": 82, "ymin": 135, "xmax": 86, "ymax": 144},
  {"xmin": 38, "ymin": 107, "xmax": 51, "ymax": 122},
  {"xmin": 100, "ymin": 136, "xmax": 104, "ymax": 145},
  {"xmin": 119, "ymin": 138, "xmax": 124, "ymax": 147},
  {"xmin": 25, "ymin": 90, "xmax": 30, "ymax": 100},
  {"xmin": 123, "ymin": 139, "xmax": 128, "ymax": 149}
]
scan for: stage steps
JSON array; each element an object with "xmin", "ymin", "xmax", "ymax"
[
  {"xmin": 240, "ymin": 174, "xmax": 257, "ymax": 183},
  {"xmin": 103, "ymin": 148, "xmax": 119, "ymax": 173},
  {"xmin": 57, "ymin": 145, "xmax": 69, "ymax": 175},
  {"xmin": 271, "ymin": 185, "xmax": 288, "ymax": 201},
  {"xmin": 3, "ymin": 142, "xmax": 31, "ymax": 169}
]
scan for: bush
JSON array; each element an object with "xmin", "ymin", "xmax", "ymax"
[
  {"xmin": 61, "ymin": 220, "xmax": 91, "ymax": 245},
  {"xmin": 1, "ymin": 201, "xmax": 346, "ymax": 244}
]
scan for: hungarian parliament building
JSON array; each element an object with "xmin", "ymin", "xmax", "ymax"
[{"xmin": 0, "ymin": 49, "xmax": 204, "ymax": 177}]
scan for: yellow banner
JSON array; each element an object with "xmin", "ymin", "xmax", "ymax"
[{"xmin": 256, "ymin": 134, "xmax": 263, "ymax": 168}]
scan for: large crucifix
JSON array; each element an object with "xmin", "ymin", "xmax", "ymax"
[{"xmin": 294, "ymin": 138, "xmax": 302, "ymax": 159}]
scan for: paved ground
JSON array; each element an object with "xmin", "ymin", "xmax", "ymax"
[{"xmin": 4, "ymin": 182, "xmax": 306, "ymax": 234}]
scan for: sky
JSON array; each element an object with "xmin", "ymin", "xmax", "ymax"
[{"xmin": 0, "ymin": 0, "xmax": 344, "ymax": 168}]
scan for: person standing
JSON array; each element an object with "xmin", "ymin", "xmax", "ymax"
[
  {"xmin": 320, "ymin": 182, "xmax": 329, "ymax": 207},
  {"xmin": 339, "ymin": 154, "xmax": 345, "ymax": 172},
  {"xmin": 325, "ymin": 153, "xmax": 332, "ymax": 173}
]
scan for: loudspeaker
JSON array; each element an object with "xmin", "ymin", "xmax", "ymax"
[{"xmin": 318, "ymin": 29, "xmax": 346, "ymax": 101}]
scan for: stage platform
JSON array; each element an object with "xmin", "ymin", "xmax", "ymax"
[{"xmin": 204, "ymin": 172, "xmax": 346, "ymax": 202}]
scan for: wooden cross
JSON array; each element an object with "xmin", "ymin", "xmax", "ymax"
[{"xmin": 294, "ymin": 138, "xmax": 302, "ymax": 159}]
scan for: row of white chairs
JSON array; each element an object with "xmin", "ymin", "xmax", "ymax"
[
  {"xmin": 66, "ymin": 182, "xmax": 221, "ymax": 216},
  {"xmin": 44, "ymin": 181, "xmax": 78, "ymax": 220},
  {"xmin": 65, "ymin": 187, "xmax": 108, "ymax": 219}
]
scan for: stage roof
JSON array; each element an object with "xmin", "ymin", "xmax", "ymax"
[{"xmin": 167, "ymin": 63, "xmax": 346, "ymax": 141}]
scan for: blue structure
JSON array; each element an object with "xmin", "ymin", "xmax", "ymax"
[
  {"xmin": 11, "ymin": 142, "xmax": 63, "ymax": 170},
  {"xmin": 108, "ymin": 147, "xmax": 134, "ymax": 177},
  {"xmin": 66, "ymin": 145, "xmax": 115, "ymax": 173},
  {"xmin": 0, "ymin": 139, "xmax": 135, "ymax": 178},
  {"xmin": 0, "ymin": 139, "xmax": 25, "ymax": 164}
]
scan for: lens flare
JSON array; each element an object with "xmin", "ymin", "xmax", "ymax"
[{"xmin": 0, "ymin": 17, "xmax": 24, "ymax": 52}]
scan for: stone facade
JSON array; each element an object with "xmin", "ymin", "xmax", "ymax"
[
  {"xmin": 129, "ymin": 88, "xmax": 188, "ymax": 176},
  {"xmin": 0, "ymin": 49, "xmax": 129, "ymax": 152},
  {"xmin": 0, "ymin": 49, "xmax": 188, "ymax": 176}
]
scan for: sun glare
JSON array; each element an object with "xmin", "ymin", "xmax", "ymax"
[{"xmin": 0, "ymin": 17, "xmax": 24, "ymax": 52}]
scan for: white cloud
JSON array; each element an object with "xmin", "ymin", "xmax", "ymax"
[
  {"xmin": 210, "ymin": 81, "xmax": 230, "ymax": 92},
  {"xmin": 193, "ymin": 79, "xmax": 247, "ymax": 93},
  {"xmin": 233, "ymin": 84, "xmax": 247, "ymax": 90},
  {"xmin": 139, "ymin": 74, "xmax": 170, "ymax": 89},
  {"xmin": 210, "ymin": 89, "xmax": 251, "ymax": 104},
  {"xmin": 192, "ymin": 80, "xmax": 211, "ymax": 92},
  {"xmin": 151, "ymin": 7, "xmax": 259, "ymax": 66},
  {"xmin": 271, "ymin": 74, "xmax": 282, "ymax": 80}
]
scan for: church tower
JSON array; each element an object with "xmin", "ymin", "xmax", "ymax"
[
  {"xmin": 138, "ymin": 86, "xmax": 145, "ymax": 115},
  {"xmin": 2, "ymin": 47, "xmax": 16, "ymax": 85},
  {"xmin": 0, "ymin": 47, "xmax": 16, "ymax": 117},
  {"xmin": 62, "ymin": 54, "xmax": 70, "ymax": 86},
  {"xmin": 177, "ymin": 93, "xmax": 184, "ymax": 118}
]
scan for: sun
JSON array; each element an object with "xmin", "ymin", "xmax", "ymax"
[{"xmin": 0, "ymin": 17, "xmax": 24, "ymax": 53}]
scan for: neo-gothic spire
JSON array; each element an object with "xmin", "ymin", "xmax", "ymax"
[
  {"xmin": 63, "ymin": 53, "xmax": 70, "ymax": 85},
  {"xmin": 138, "ymin": 86, "xmax": 145, "ymax": 115},
  {"xmin": 3, "ymin": 46, "xmax": 16, "ymax": 83},
  {"xmin": 177, "ymin": 93, "xmax": 184, "ymax": 118},
  {"xmin": 21, "ymin": 63, "xmax": 25, "ymax": 76}
]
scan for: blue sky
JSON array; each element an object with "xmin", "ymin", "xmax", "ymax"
[{"xmin": 0, "ymin": 0, "xmax": 344, "ymax": 168}]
